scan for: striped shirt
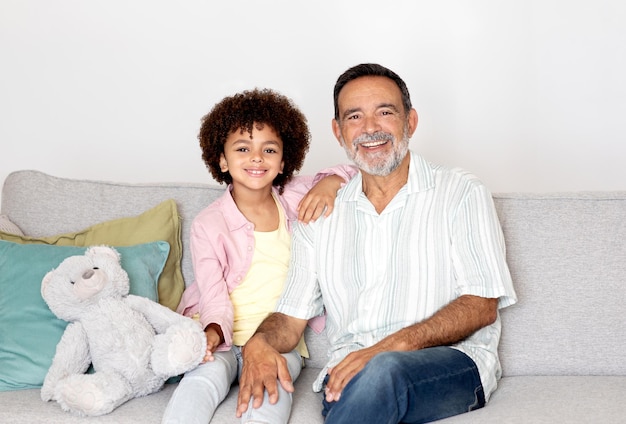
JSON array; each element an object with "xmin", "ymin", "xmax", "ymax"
[{"xmin": 276, "ymin": 151, "xmax": 517, "ymax": 400}]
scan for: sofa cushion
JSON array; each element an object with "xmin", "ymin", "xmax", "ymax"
[
  {"xmin": 0, "ymin": 199, "xmax": 183, "ymax": 311},
  {"xmin": 0, "ymin": 240, "xmax": 169, "ymax": 392},
  {"xmin": 435, "ymin": 376, "xmax": 626, "ymax": 423},
  {"xmin": 0, "ymin": 214, "xmax": 23, "ymax": 235}
]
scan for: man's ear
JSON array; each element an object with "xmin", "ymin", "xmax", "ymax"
[
  {"xmin": 407, "ymin": 109, "xmax": 419, "ymax": 137},
  {"xmin": 332, "ymin": 118, "xmax": 343, "ymax": 147},
  {"xmin": 219, "ymin": 153, "xmax": 228, "ymax": 172}
]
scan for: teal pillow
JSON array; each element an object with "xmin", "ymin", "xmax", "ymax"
[{"xmin": 0, "ymin": 239, "xmax": 170, "ymax": 391}]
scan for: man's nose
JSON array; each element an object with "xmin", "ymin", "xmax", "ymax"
[{"xmin": 363, "ymin": 115, "xmax": 381, "ymax": 134}]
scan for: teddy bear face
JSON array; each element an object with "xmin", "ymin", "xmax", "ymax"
[{"xmin": 41, "ymin": 246, "xmax": 130, "ymax": 321}]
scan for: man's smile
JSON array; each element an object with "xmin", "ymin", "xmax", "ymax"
[{"xmin": 358, "ymin": 140, "xmax": 389, "ymax": 149}]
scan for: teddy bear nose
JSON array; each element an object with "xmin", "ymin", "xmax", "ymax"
[{"xmin": 82, "ymin": 269, "xmax": 95, "ymax": 279}]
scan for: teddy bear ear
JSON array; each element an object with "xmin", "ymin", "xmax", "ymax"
[
  {"xmin": 41, "ymin": 269, "xmax": 54, "ymax": 298},
  {"xmin": 86, "ymin": 245, "xmax": 121, "ymax": 262}
]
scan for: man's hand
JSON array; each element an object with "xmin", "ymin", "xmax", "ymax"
[
  {"xmin": 324, "ymin": 295, "xmax": 499, "ymax": 401},
  {"xmin": 324, "ymin": 345, "xmax": 381, "ymax": 402},
  {"xmin": 236, "ymin": 336, "xmax": 294, "ymax": 417},
  {"xmin": 297, "ymin": 175, "xmax": 344, "ymax": 223}
]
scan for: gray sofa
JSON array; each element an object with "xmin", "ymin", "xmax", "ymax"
[{"xmin": 1, "ymin": 169, "xmax": 625, "ymax": 423}]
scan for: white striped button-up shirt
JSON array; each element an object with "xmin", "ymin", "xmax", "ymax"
[{"xmin": 276, "ymin": 151, "xmax": 517, "ymax": 400}]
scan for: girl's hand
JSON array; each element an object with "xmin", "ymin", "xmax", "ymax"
[
  {"xmin": 298, "ymin": 175, "xmax": 344, "ymax": 223},
  {"xmin": 203, "ymin": 324, "xmax": 224, "ymax": 363}
]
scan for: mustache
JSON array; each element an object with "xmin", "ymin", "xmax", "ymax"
[{"xmin": 353, "ymin": 132, "xmax": 395, "ymax": 146}]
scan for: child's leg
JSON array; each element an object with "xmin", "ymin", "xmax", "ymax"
[
  {"xmin": 237, "ymin": 348, "xmax": 302, "ymax": 424},
  {"xmin": 162, "ymin": 349, "xmax": 237, "ymax": 424}
]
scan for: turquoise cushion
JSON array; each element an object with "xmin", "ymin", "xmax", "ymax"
[{"xmin": 0, "ymin": 240, "xmax": 170, "ymax": 391}]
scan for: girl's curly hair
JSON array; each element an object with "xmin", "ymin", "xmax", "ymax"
[{"xmin": 198, "ymin": 88, "xmax": 311, "ymax": 193}]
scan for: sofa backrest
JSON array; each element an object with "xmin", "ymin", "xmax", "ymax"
[
  {"xmin": 2, "ymin": 171, "xmax": 626, "ymax": 376},
  {"xmin": 493, "ymin": 192, "xmax": 626, "ymax": 377},
  {"xmin": 0, "ymin": 170, "xmax": 222, "ymax": 287}
]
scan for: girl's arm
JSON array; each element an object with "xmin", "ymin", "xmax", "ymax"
[
  {"xmin": 297, "ymin": 174, "xmax": 345, "ymax": 223},
  {"xmin": 296, "ymin": 164, "xmax": 359, "ymax": 223},
  {"xmin": 187, "ymin": 215, "xmax": 235, "ymax": 351}
]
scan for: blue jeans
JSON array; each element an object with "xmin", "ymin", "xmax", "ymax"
[{"xmin": 322, "ymin": 347, "xmax": 485, "ymax": 424}]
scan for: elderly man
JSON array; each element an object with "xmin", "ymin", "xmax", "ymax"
[{"xmin": 237, "ymin": 63, "xmax": 517, "ymax": 424}]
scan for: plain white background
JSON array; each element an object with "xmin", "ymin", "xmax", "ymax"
[{"xmin": 1, "ymin": 0, "xmax": 625, "ymax": 201}]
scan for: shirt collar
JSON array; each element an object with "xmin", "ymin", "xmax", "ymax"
[
  {"xmin": 406, "ymin": 151, "xmax": 435, "ymax": 193},
  {"xmin": 220, "ymin": 185, "xmax": 296, "ymax": 232}
]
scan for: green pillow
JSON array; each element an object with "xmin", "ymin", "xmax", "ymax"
[
  {"xmin": 0, "ymin": 199, "xmax": 183, "ymax": 311},
  {"xmin": 0, "ymin": 239, "xmax": 169, "ymax": 392}
]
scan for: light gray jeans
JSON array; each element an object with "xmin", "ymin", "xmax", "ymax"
[{"xmin": 161, "ymin": 346, "xmax": 302, "ymax": 424}]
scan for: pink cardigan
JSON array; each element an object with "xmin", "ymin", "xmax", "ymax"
[{"xmin": 177, "ymin": 166, "xmax": 356, "ymax": 351}]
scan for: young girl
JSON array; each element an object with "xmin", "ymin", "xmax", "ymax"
[{"xmin": 162, "ymin": 88, "xmax": 355, "ymax": 424}]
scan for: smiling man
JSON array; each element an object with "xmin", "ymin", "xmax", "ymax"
[{"xmin": 237, "ymin": 63, "xmax": 517, "ymax": 424}]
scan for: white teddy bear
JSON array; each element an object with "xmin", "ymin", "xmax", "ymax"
[{"xmin": 40, "ymin": 245, "xmax": 206, "ymax": 416}]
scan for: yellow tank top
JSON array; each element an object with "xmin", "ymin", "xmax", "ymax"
[{"xmin": 230, "ymin": 195, "xmax": 308, "ymax": 357}]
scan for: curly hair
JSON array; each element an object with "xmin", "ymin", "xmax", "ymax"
[{"xmin": 198, "ymin": 88, "xmax": 311, "ymax": 193}]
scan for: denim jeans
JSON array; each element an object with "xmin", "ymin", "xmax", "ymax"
[{"xmin": 322, "ymin": 347, "xmax": 485, "ymax": 424}]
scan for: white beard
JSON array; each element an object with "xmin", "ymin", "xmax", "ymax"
[{"xmin": 341, "ymin": 127, "xmax": 410, "ymax": 177}]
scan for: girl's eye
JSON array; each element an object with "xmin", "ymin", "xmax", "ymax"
[
  {"xmin": 236, "ymin": 148, "xmax": 248, "ymax": 152},
  {"xmin": 264, "ymin": 149, "xmax": 277, "ymax": 154}
]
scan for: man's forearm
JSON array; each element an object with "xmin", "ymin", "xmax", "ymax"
[
  {"xmin": 251, "ymin": 312, "xmax": 307, "ymax": 353},
  {"xmin": 379, "ymin": 295, "xmax": 498, "ymax": 352}
]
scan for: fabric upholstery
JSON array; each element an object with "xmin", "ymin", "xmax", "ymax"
[
  {"xmin": 0, "ymin": 214, "xmax": 23, "ymax": 235},
  {"xmin": 493, "ymin": 193, "xmax": 626, "ymax": 377}
]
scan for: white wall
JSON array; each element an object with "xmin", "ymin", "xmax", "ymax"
[{"xmin": 2, "ymin": 0, "xmax": 625, "ymax": 202}]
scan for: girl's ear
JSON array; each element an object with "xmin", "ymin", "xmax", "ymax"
[
  {"xmin": 279, "ymin": 160, "xmax": 284, "ymax": 174},
  {"xmin": 219, "ymin": 153, "xmax": 228, "ymax": 172}
]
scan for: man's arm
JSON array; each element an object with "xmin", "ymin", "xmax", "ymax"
[
  {"xmin": 237, "ymin": 312, "xmax": 308, "ymax": 417},
  {"xmin": 324, "ymin": 294, "xmax": 498, "ymax": 402}
]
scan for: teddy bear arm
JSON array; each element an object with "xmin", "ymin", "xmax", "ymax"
[
  {"xmin": 41, "ymin": 322, "xmax": 91, "ymax": 401},
  {"xmin": 125, "ymin": 294, "xmax": 193, "ymax": 333}
]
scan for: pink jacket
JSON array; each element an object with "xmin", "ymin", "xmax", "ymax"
[{"xmin": 176, "ymin": 165, "xmax": 356, "ymax": 351}]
